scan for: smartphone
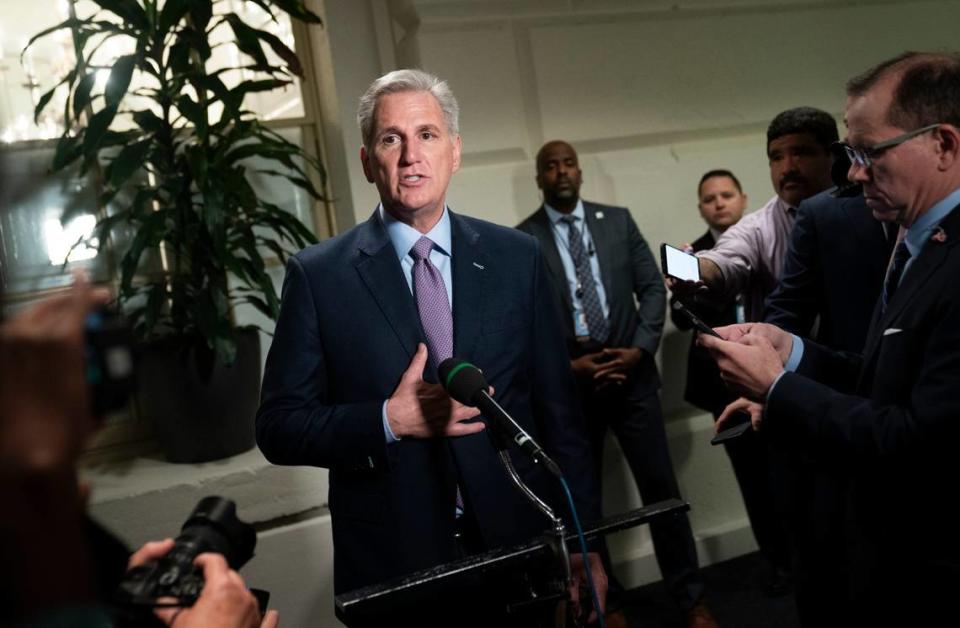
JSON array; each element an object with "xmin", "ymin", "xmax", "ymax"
[
  {"xmin": 671, "ymin": 300, "xmax": 721, "ymax": 339},
  {"xmin": 660, "ymin": 243, "xmax": 701, "ymax": 282},
  {"xmin": 711, "ymin": 412, "xmax": 752, "ymax": 445}
]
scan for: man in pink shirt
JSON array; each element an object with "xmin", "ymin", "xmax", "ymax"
[
  {"xmin": 668, "ymin": 107, "xmax": 837, "ymax": 607},
  {"xmin": 682, "ymin": 107, "xmax": 836, "ymax": 322}
]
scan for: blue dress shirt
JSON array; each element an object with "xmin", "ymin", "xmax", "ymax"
[{"xmin": 768, "ymin": 186, "xmax": 960, "ymax": 401}]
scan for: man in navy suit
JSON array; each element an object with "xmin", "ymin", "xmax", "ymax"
[
  {"xmin": 765, "ymin": 186, "xmax": 891, "ymax": 353},
  {"xmin": 517, "ymin": 141, "xmax": 717, "ymax": 628},
  {"xmin": 255, "ymin": 69, "xmax": 605, "ymax": 622},
  {"xmin": 704, "ymin": 52, "xmax": 960, "ymax": 626},
  {"xmin": 762, "ymin": 180, "xmax": 893, "ymax": 626}
]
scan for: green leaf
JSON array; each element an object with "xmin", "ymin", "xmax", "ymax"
[
  {"xmin": 72, "ymin": 73, "xmax": 97, "ymax": 120},
  {"xmin": 90, "ymin": 0, "xmax": 148, "ymax": 30},
  {"xmin": 34, "ymin": 69, "xmax": 76, "ymax": 123},
  {"xmin": 257, "ymin": 238, "xmax": 289, "ymax": 263},
  {"xmin": 189, "ymin": 2, "xmax": 213, "ymax": 32},
  {"xmin": 202, "ymin": 77, "xmax": 288, "ymax": 123},
  {"xmin": 22, "ymin": 19, "xmax": 82, "ymax": 61},
  {"xmin": 176, "ymin": 94, "xmax": 207, "ymax": 137},
  {"xmin": 104, "ymin": 54, "xmax": 137, "ymax": 107},
  {"xmin": 53, "ymin": 135, "xmax": 82, "ymax": 171},
  {"xmin": 214, "ymin": 334, "xmax": 238, "ymax": 366},
  {"xmin": 240, "ymin": 23, "xmax": 304, "ymax": 78},
  {"xmin": 120, "ymin": 211, "xmax": 163, "ymax": 292},
  {"xmin": 184, "ymin": 144, "xmax": 208, "ymax": 187},
  {"xmin": 127, "ymin": 187, "xmax": 158, "ymax": 218},
  {"xmin": 227, "ymin": 171, "xmax": 258, "ymax": 212},
  {"xmin": 34, "ymin": 84, "xmax": 61, "ymax": 124},
  {"xmin": 104, "ymin": 138, "xmax": 152, "ymax": 195},
  {"xmin": 259, "ymin": 273, "xmax": 280, "ymax": 319},
  {"xmin": 242, "ymin": 0, "xmax": 278, "ymax": 21},
  {"xmin": 203, "ymin": 185, "xmax": 227, "ymax": 257},
  {"xmin": 269, "ymin": 0, "xmax": 322, "ymax": 24},
  {"xmin": 167, "ymin": 40, "xmax": 191, "ymax": 74},
  {"xmin": 91, "ymin": 211, "xmax": 130, "ymax": 243},
  {"xmin": 242, "ymin": 295, "xmax": 275, "ymax": 319},
  {"xmin": 225, "ymin": 141, "xmax": 300, "ymax": 168},
  {"xmin": 224, "ymin": 14, "xmax": 270, "ymax": 69},
  {"xmin": 158, "ymin": 0, "xmax": 191, "ymax": 38},
  {"xmin": 82, "ymin": 103, "xmax": 119, "ymax": 157},
  {"xmin": 132, "ymin": 109, "xmax": 164, "ymax": 134},
  {"xmin": 255, "ymin": 169, "xmax": 323, "ymax": 199},
  {"xmin": 223, "ymin": 254, "xmax": 251, "ymax": 284},
  {"xmin": 259, "ymin": 201, "xmax": 317, "ymax": 246},
  {"xmin": 143, "ymin": 283, "xmax": 166, "ymax": 336}
]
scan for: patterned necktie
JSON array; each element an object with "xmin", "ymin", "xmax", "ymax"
[
  {"xmin": 410, "ymin": 236, "xmax": 453, "ymax": 365},
  {"xmin": 882, "ymin": 238, "xmax": 911, "ymax": 312},
  {"xmin": 409, "ymin": 236, "xmax": 464, "ymax": 514},
  {"xmin": 560, "ymin": 215, "xmax": 609, "ymax": 342}
]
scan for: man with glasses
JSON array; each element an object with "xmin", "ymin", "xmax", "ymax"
[
  {"xmin": 701, "ymin": 51, "xmax": 960, "ymax": 625},
  {"xmin": 762, "ymin": 154, "xmax": 893, "ymax": 626}
]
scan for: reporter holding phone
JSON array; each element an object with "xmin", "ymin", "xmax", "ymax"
[
  {"xmin": 700, "ymin": 52, "xmax": 960, "ymax": 626},
  {"xmin": 518, "ymin": 140, "xmax": 718, "ymax": 628},
  {"xmin": 667, "ymin": 170, "xmax": 792, "ymax": 598}
]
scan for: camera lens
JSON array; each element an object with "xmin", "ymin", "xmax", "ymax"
[{"xmin": 178, "ymin": 496, "xmax": 256, "ymax": 570}]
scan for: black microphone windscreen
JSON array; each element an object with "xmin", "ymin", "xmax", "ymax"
[{"xmin": 438, "ymin": 357, "xmax": 487, "ymax": 405}]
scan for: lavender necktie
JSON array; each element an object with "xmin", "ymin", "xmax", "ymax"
[
  {"xmin": 410, "ymin": 236, "xmax": 453, "ymax": 365},
  {"xmin": 410, "ymin": 236, "xmax": 464, "ymax": 514}
]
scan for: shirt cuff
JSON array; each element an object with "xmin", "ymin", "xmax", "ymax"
[
  {"xmin": 382, "ymin": 400, "xmax": 399, "ymax": 443},
  {"xmin": 765, "ymin": 370, "xmax": 788, "ymax": 405},
  {"xmin": 784, "ymin": 334, "xmax": 804, "ymax": 371}
]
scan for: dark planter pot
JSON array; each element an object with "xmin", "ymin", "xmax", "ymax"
[{"xmin": 136, "ymin": 328, "xmax": 261, "ymax": 463}]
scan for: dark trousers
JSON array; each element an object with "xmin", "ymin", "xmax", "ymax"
[
  {"xmin": 713, "ymin": 410, "xmax": 794, "ymax": 576},
  {"xmin": 791, "ymin": 462, "xmax": 852, "ymax": 627},
  {"xmin": 579, "ymin": 361, "xmax": 704, "ymax": 612}
]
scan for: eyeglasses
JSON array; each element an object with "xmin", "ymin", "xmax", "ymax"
[{"xmin": 837, "ymin": 123, "xmax": 941, "ymax": 168}]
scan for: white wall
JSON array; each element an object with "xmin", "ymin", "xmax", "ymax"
[{"xmin": 87, "ymin": 1, "xmax": 960, "ymax": 626}]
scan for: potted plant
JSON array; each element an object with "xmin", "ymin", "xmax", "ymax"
[{"xmin": 27, "ymin": 0, "xmax": 323, "ymax": 462}]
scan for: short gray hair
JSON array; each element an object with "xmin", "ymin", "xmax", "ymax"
[{"xmin": 356, "ymin": 69, "xmax": 460, "ymax": 150}]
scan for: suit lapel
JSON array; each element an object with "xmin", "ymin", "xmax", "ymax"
[
  {"xmin": 354, "ymin": 211, "xmax": 422, "ymax": 361},
  {"xmin": 861, "ymin": 207, "xmax": 960, "ymax": 365},
  {"xmin": 583, "ymin": 201, "xmax": 614, "ymax": 297},
  {"xmin": 530, "ymin": 207, "xmax": 574, "ymax": 316},
  {"xmin": 450, "ymin": 211, "xmax": 488, "ymax": 361}
]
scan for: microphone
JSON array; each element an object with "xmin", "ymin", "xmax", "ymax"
[{"xmin": 439, "ymin": 357, "xmax": 563, "ymax": 478}]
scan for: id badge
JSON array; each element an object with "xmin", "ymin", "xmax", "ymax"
[{"xmin": 575, "ymin": 311, "xmax": 589, "ymax": 336}]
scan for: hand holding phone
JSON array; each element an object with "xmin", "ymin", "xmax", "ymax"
[
  {"xmin": 661, "ymin": 243, "xmax": 701, "ymax": 282},
  {"xmin": 710, "ymin": 412, "xmax": 752, "ymax": 445},
  {"xmin": 671, "ymin": 300, "xmax": 721, "ymax": 339}
]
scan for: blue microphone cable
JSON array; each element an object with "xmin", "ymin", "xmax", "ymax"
[{"xmin": 560, "ymin": 476, "xmax": 605, "ymax": 627}]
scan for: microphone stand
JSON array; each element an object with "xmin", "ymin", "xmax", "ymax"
[{"xmin": 495, "ymin": 449, "xmax": 572, "ymax": 623}]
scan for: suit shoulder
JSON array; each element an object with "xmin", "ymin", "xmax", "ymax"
[
  {"xmin": 584, "ymin": 201, "xmax": 630, "ymax": 217},
  {"xmin": 292, "ymin": 221, "xmax": 367, "ymax": 270},
  {"xmin": 459, "ymin": 214, "xmax": 537, "ymax": 248},
  {"xmin": 516, "ymin": 210, "xmax": 544, "ymax": 233}
]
